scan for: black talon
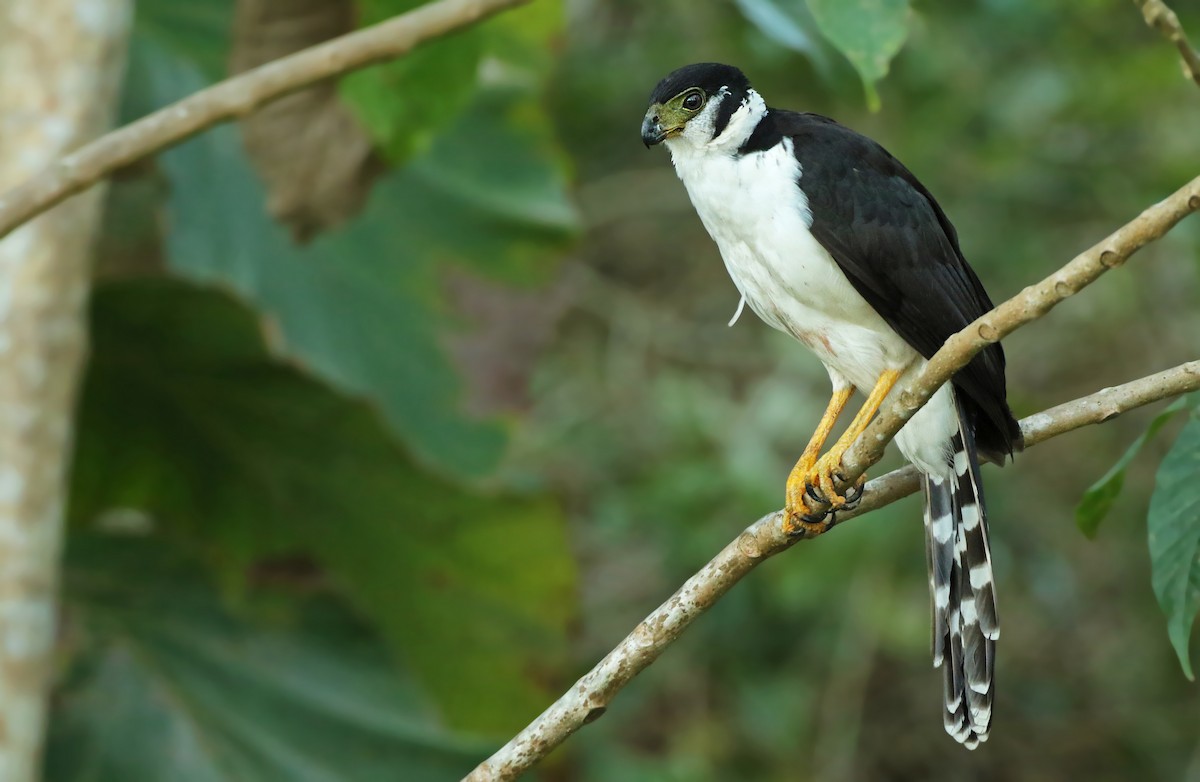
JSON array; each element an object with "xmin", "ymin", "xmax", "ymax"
[
  {"xmin": 800, "ymin": 508, "xmax": 828, "ymax": 525},
  {"xmin": 806, "ymin": 483, "xmax": 824, "ymax": 503},
  {"xmin": 843, "ymin": 482, "xmax": 864, "ymax": 509},
  {"xmin": 785, "ymin": 504, "xmax": 834, "ymax": 538}
]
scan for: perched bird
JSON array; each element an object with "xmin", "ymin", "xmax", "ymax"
[{"xmin": 641, "ymin": 63, "xmax": 1022, "ymax": 748}]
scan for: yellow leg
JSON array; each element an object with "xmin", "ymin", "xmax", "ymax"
[
  {"xmin": 809, "ymin": 368, "xmax": 904, "ymax": 508},
  {"xmin": 784, "ymin": 386, "xmax": 854, "ymax": 517},
  {"xmin": 787, "ymin": 369, "xmax": 902, "ymax": 534}
]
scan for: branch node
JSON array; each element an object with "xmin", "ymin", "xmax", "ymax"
[
  {"xmin": 736, "ymin": 530, "xmax": 765, "ymax": 559},
  {"xmin": 58, "ymin": 158, "xmax": 78, "ymax": 182},
  {"xmin": 1053, "ymin": 279, "xmax": 1072, "ymax": 298},
  {"xmin": 977, "ymin": 322, "xmax": 999, "ymax": 342},
  {"xmin": 582, "ymin": 706, "xmax": 607, "ymax": 724},
  {"xmin": 1189, "ymin": 194, "xmax": 1200, "ymax": 210},
  {"xmin": 1099, "ymin": 249, "xmax": 1121, "ymax": 268},
  {"xmin": 1134, "ymin": 0, "xmax": 1200, "ymax": 88}
]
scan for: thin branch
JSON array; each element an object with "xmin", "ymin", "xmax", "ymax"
[
  {"xmin": 823, "ymin": 174, "xmax": 1200, "ymax": 509},
  {"xmin": 464, "ymin": 360, "xmax": 1200, "ymax": 782},
  {"xmin": 465, "ymin": 173, "xmax": 1200, "ymax": 779},
  {"xmin": 832, "ymin": 361, "xmax": 1200, "ymax": 520},
  {"xmin": 1134, "ymin": 0, "xmax": 1200, "ymax": 88},
  {"xmin": 0, "ymin": 0, "xmax": 529, "ymax": 242}
]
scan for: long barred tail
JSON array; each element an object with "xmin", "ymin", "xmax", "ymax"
[{"xmin": 922, "ymin": 395, "xmax": 998, "ymax": 749}]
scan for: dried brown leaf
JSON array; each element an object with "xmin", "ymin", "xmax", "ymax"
[{"xmin": 230, "ymin": 0, "xmax": 384, "ymax": 242}]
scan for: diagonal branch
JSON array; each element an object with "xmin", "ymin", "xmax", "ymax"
[
  {"xmin": 464, "ymin": 174, "xmax": 1200, "ymax": 779},
  {"xmin": 819, "ymin": 174, "xmax": 1200, "ymax": 512},
  {"xmin": 0, "ymin": 0, "xmax": 530, "ymax": 242},
  {"xmin": 1134, "ymin": 0, "xmax": 1200, "ymax": 88},
  {"xmin": 464, "ymin": 360, "xmax": 1200, "ymax": 782}
]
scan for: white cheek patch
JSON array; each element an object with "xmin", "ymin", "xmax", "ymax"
[
  {"xmin": 669, "ymin": 87, "xmax": 768, "ymax": 157},
  {"xmin": 710, "ymin": 89, "xmax": 765, "ymax": 148}
]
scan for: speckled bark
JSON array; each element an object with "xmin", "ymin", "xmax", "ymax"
[{"xmin": 0, "ymin": 2, "xmax": 130, "ymax": 779}]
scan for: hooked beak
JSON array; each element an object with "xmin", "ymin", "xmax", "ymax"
[{"xmin": 641, "ymin": 104, "xmax": 678, "ymax": 148}]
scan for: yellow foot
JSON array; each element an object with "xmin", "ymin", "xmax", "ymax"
[
  {"xmin": 781, "ymin": 452, "xmax": 867, "ymax": 538},
  {"xmin": 810, "ymin": 449, "xmax": 852, "ymax": 509},
  {"xmin": 783, "ymin": 457, "xmax": 835, "ymax": 537},
  {"xmin": 783, "ymin": 499, "xmax": 835, "ymax": 537}
]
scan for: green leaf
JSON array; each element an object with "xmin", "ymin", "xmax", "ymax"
[
  {"xmin": 1148, "ymin": 407, "xmax": 1200, "ymax": 680},
  {"xmin": 806, "ymin": 0, "xmax": 910, "ymax": 111},
  {"xmin": 340, "ymin": 0, "xmax": 483, "ymax": 165},
  {"xmin": 126, "ymin": 35, "xmax": 577, "ymax": 477},
  {"xmin": 734, "ymin": 0, "xmax": 827, "ymax": 63},
  {"xmin": 133, "ymin": 0, "xmax": 234, "ymax": 80},
  {"xmin": 339, "ymin": 0, "xmax": 567, "ymax": 167},
  {"xmin": 477, "ymin": 0, "xmax": 564, "ymax": 74},
  {"xmin": 70, "ymin": 280, "xmax": 578, "ymax": 732},
  {"xmin": 47, "ymin": 535, "xmax": 486, "ymax": 782},
  {"xmin": 1075, "ymin": 395, "xmax": 1191, "ymax": 538}
]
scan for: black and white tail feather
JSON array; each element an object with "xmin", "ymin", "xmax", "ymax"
[{"xmin": 923, "ymin": 393, "xmax": 998, "ymax": 749}]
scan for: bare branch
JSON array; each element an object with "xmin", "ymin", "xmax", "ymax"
[
  {"xmin": 826, "ymin": 174, "xmax": 1200, "ymax": 507},
  {"xmin": 464, "ymin": 360, "xmax": 1199, "ymax": 782},
  {"xmin": 0, "ymin": 0, "xmax": 529, "ymax": 242},
  {"xmin": 464, "ymin": 136, "xmax": 1200, "ymax": 782},
  {"xmin": 461, "ymin": 161, "xmax": 1200, "ymax": 782},
  {"xmin": 1134, "ymin": 0, "xmax": 1200, "ymax": 88},
  {"xmin": 835, "ymin": 361, "xmax": 1200, "ymax": 520}
]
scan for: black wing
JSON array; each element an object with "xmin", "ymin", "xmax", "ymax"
[{"xmin": 742, "ymin": 110, "xmax": 1020, "ymax": 460}]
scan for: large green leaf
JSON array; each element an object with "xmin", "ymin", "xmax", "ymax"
[
  {"xmin": 69, "ymin": 280, "xmax": 577, "ymax": 732},
  {"xmin": 47, "ymin": 535, "xmax": 485, "ymax": 781},
  {"xmin": 134, "ymin": 0, "xmax": 234, "ymax": 79},
  {"xmin": 806, "ymin": 0, "xmax": 910, "ymax": 110},
  {"xmin": 341, "ymin": 0, "xmax": 567, "ymax": 165},
  {"xmin": 123, "ymin": 35, "xmax": 576, "ymax": 477},
  {"xmin": 1075, "ymin": 395, "xmax": 1192, "ymax": 538},
  {"xmin": 733, "ymin": 0, "xmax": 834, "ymax": 75},
  {"xmin": 340, "ymin": 0, "xmax": 484, "ymax": 165},
  {"xmin": 1148, "ymin": 406, "xmax": 1200, "ymax": 680}
]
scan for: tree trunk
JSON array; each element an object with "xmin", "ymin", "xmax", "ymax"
[{"xmin": 0, "ymin": 2, "xmax": 131, "ymax": 779}]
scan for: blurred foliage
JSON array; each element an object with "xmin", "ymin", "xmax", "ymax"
[
  {"xmin": 1076, "ymin": 394, "xmax": 1192, "ymax": 538},
  {"xmin": 69, "ymin": 280, "xmax": 574, "ymax": 732},
  {"xmin": 808, "ymin": 0, "xmax": 911, "ymax": 110},
  {"xmin": 42, "ymin": 0, "xmax": 1200, "ymax": 780},
  {"xmin": 48, "ymin": 536, "xmax": 486, "ymax": 781},
  {"xmin": 123, "ymin": 29, "xmax": 577, "ymax": 477},
  {"xmin": 342, "ymin": 0, "xmax": 484, "ymax": 165},
  {"xmin": 1149, "ymin": 403, "xmax": 1200, "ymax": 681}
]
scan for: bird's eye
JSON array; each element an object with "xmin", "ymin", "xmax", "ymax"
[{"xmin": 682, "ymin": 92, "xmax": 704, "ymax": 111}]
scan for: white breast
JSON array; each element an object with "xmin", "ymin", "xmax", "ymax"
[
  {"xmin": 670, "ymin": 137, "xmax": 913, "ymax": 390},
  {"xmin": 668, "ymin": 135, "xmax": 957, "ymax": 476}
]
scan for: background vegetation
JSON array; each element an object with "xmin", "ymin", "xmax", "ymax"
[{"xmin": 40, "ymin": 0, "xmax": 1200, "ymax": 779}]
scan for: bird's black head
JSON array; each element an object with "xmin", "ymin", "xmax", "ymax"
[{"xmin": 641, "ymin": 63, "xmax": 753, "ymax": 148}]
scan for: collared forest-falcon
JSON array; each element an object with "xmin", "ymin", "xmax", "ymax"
[{"xmin": 641, "ymin": 63, "xmax": 1022, "ymax": 748}]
